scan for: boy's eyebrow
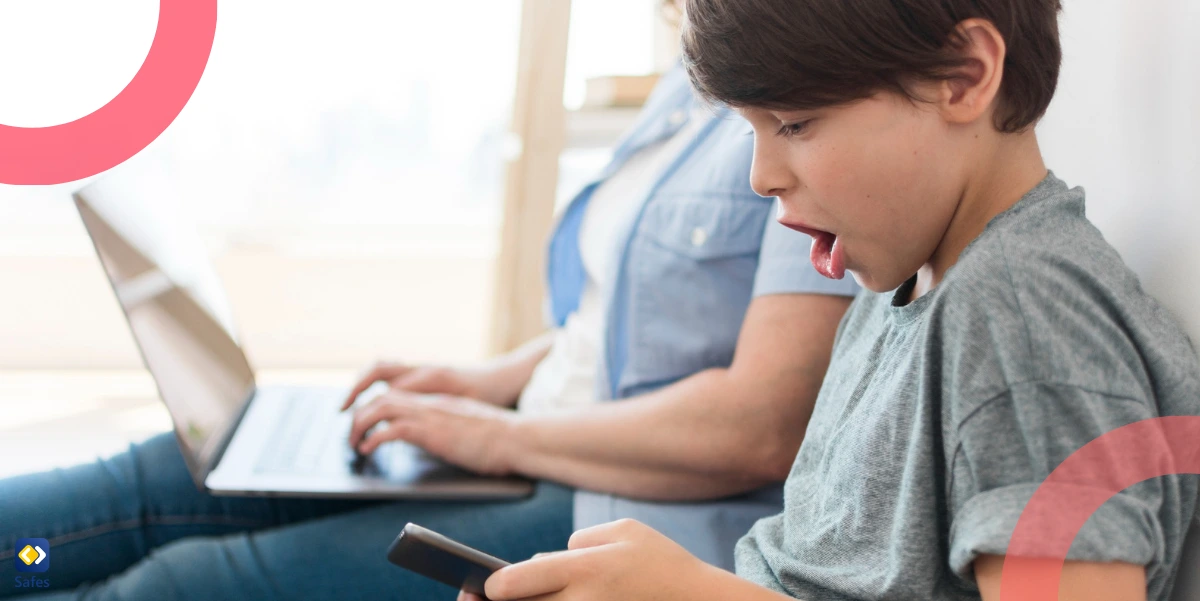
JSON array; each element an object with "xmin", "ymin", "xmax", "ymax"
[{"xmin": 769, "ymin": 108, "xmax": 821, "ymax": 121}]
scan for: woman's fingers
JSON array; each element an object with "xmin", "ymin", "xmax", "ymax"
[
  {"xmin": 347, "ymin": 397, "xmax": 387, "ymax": 447},
  {"xmin": 348, "ymin": 392, "xmax": 416, "ymax": 448},
  {"xmin": 392, "ymin": 366, "xmax": 457, "ymax": 395},
  {"xmin": 341, "ymin": 361, "xmax": 411, "ymax": 411},
  {"xmin": 357, "ymin": 420, "xmax": 420, "ymax": 455}
]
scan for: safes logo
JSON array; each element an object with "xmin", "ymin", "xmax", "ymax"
[
  {"xmin": 14, "ymin": 539, "xmax": 48, "ymax": 573},
  {"xmin": 12, "ymin": 538, "xmax": 50, "ymax": 590}
]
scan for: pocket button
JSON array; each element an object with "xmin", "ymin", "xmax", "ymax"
[{"xmin": 691, "ymin": 227, "xmax": 708, "ymax": 247}]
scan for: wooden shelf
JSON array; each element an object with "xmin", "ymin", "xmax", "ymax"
[{"xmin": 565, "ymin": 107, "xmax": 642, "ymax": 150}]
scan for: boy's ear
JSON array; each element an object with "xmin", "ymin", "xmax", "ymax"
[{"xmin": 936, "ymin": 18, "xmax": 1007, "ymax": 126}]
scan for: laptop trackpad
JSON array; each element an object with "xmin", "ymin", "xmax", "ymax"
[{"xmin": 351, "ymin": 443, "xmax": 477, "ymax": 483}]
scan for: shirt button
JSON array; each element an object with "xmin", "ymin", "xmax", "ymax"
[
  {"xmin": 668, "ymin": 110, "xmax": 686, "ymax": 127},
  {"xmin": 691, "ymin": 227, "xmax": 708, "ymax": 247}
]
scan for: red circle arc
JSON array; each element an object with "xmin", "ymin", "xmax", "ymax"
[
  {"xmin": 0, "ymin": 0, "xmax": 217, "ymax": 185},
  {"xmin": 1001, "ymin": 416, "xmax": 1200, "ymax": 601}
]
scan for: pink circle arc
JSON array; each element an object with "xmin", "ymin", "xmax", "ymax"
[
  {"xmin": 1001, "ymin": 416, "xmax": 1200, "ymax": 601},
  {"xmin": 0, "ymin": 0, "xmax": 217, "ymax": 185}
]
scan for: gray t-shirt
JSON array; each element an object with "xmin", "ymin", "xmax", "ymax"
[{"xmin": 736, "ymin": 173, "xmax": 1200, "ymax": 601}]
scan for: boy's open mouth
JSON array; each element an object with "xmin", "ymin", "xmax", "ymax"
[{"xmin": 779, "ymin": 221, "xmax": 846, "ymax": 280}]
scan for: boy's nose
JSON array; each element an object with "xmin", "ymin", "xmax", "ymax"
[
  {"xmin": 749, "ymin": 160, "xmax": 792, "ymax": 199},
  {"xmin": 748, "ymin": 140, "xmax": 796, "ymax": 199}
]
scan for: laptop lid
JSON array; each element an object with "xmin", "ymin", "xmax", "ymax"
[{"xmin": 73, "ymin": 178, "xmax": 256, "ymax": 486}]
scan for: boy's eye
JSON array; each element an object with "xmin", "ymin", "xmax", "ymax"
[{"xmin": 776, "ymin": 120, "xmax": 813, "ymax": 138}]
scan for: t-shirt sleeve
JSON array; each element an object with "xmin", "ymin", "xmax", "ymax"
[
  {"xmin": 752, "ymin": 201, "xmax": 860, "ymax": 298},
  {"xmin": 947, "ymin": 381, "xmax": 1170, "ymax": 585}
]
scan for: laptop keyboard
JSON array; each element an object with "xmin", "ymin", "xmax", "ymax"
[{"xmin": 255, "ymin": 391, "xmax": 351, "ymax": 474}]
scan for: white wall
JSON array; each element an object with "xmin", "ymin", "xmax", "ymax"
[{"xmin": 1038, "ymin": 0, "xmax": 1200, "ymax": 342}]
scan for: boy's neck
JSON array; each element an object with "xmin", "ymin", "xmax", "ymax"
[{"xmin": 908, "ymin": 131, "xmax": 1049, "ymax": 303}]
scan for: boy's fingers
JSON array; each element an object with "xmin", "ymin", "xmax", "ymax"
[
  {"xmin": 567, "ymin": 518, "xmax": 643, "ymax": 550},
  {"xmin": 485, "ymin": 553, "xmax": 574, "ymax": 600}
]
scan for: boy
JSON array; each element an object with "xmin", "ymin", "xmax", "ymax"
[{"xmin": 464, "ymin": 1, "xmax": 1200, "ymax": 600}]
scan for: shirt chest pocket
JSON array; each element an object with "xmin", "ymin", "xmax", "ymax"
[
  {"xmin": 637, "ymin": 193, "xmax": 770, "ymax": 261},
  {"xmin": 617, "ymin": 193, "xmax": 772, "ymax": 395}
]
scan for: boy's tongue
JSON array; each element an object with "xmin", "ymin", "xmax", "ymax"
[{"xmin": 810, "ymin": 231, "xmax": 846, "ymax": 280}]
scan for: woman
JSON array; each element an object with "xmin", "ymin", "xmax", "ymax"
[{"xmin": 0, "ymin": 4, "xmax": 856, "ymax": 598}]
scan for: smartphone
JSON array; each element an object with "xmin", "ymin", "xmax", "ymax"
[{"xmin": 386, "ymin": 523, "xmax": 510, "ymax": 597}]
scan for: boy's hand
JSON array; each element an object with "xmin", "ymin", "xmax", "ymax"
[{"xmin": 464, "ymin": 519, "xmax": 716, "ymax": 601}]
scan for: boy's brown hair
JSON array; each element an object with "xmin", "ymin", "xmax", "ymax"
[{"xmin": 681, "ymin": 0, "xmax": 1063, "ymax": 133}]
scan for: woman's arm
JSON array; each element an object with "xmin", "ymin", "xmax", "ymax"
[
  {"xmin": 471, "ymin": 330, "xmax": 556, "ymax": 406},
  {"xmin": 348, "ymin": 293, "xmax": 851, "ymax": 499},
  {"xmin": 505, "ymin": 453, "xmax": 772, "ymax": 501},
  {"xmin": 500, "ymin": 293, "xmax": 851, "ymax": 498}
]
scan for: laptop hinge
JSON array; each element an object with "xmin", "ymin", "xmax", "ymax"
[{"xmin": 198, "ymin": 385, "xmax": 259, "ymax": 488}]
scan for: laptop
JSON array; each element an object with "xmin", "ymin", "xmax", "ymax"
[{"xmin": 72, "ymin": 178, "xmax": 531, "ymax": 499}]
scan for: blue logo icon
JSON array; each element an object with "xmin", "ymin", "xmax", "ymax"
[{"xmin": 14, "ymin": 539, "xmax": 48, "ymax": 573}]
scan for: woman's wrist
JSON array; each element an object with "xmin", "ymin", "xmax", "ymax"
[
  {"xmin": 493, "ymin": 410, "xmax": 537, "ymax": 476},
  {"xmin": 473, "ymin": 332, "xmax": 555, "ymax": 406},
  {"xmin": 465, "ymin": 359, "xmax": 528, "ymax": 407}
]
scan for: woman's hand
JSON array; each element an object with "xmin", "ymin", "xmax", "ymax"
[
  {"xmin": 347, "ymin": 391, "xmax": 520, "ymax": 476},
  {"xmin": 340, "ymin": 361, "xmax": 504, "ymax": 410},
  {"xmin": 341, "ymin": 331, "xmax": 558, "ymax": 411},
  {"xmin": 459, "ymin": 520, "xmax": 719, "ymax": 601}
]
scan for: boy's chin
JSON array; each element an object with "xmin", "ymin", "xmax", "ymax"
[{"xmin": 853, "ymin": 270, "xmax": 905, "ymax": 295}]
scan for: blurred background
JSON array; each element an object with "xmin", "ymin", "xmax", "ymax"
[{"xmin": 0, "ymin": 0, "xmax": 1197, "ymax": 476}]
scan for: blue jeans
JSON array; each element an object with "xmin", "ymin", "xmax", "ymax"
[{"xmin": 0, "ymin": 432, "xmax": 573, "ymax": 600}]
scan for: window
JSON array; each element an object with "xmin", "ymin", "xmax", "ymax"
[
  {"xmin": 558, "ymin": 0, "xmax": 667, "ymax": 208},
  {"xmin": 0, "ymin": 0, "xmax": 524, "ymax": 369}
]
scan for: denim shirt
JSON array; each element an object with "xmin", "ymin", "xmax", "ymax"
[{"xmin": 545, "ymin": 65, "xmax": 860, "ymax": 571}]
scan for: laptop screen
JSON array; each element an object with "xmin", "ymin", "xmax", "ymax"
[{"xmin": 74, "ymin": 178, "xmax": 255, "ymax": 475}]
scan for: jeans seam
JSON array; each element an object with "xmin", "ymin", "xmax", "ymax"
[
  {"xmin": 244, "ymin": 534, "xmax": 286, "ymax": 597},
  {"xmin": 0, "ymin": 516, "xmax": 270, "ymax": 559}
]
